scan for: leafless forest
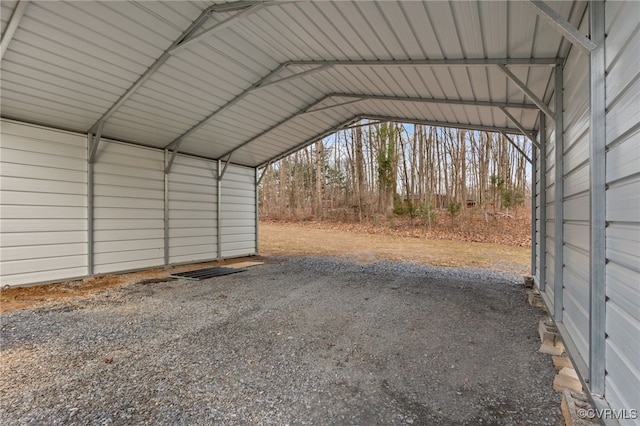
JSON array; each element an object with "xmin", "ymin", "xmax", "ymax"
[{"xmin": 259, "ymin": 121, "xmax": 532, "ymax": 246}]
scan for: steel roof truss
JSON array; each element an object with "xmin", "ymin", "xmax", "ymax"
[
  {"xmin": 88, "ymin": 2, "xmax": 262, "ymax": 135},
  {"xmin": 88, "ymin": 121, "xmax": 105, "ymax": 164},
  {"xmin": 300, "ymin": 98, "xmax": 365, "ymax": 115},
  {"xmin": 497, "ymin": 64, "xmax": 554, "ymax": 119},
  {"xmin": 165, "ymin": 57, "xmax": 559, "ymax": 155},
  {"xmin": 500, "ymin": 131, "xmax": 532, "ymax": 164},
  {"xmin": 254, "ymin": 65, "xmax": 333, "ymax": 91},
  {"xmin": 363, "ymin": 115, "xmax": 527, "ymax": 137},
  {"xmin": 528, "ymin": 0, "xmax": 597, "ymax": 55},
  {"xmin": 333, "ymin": 93, "xmax": 540, "ymax": 110},
  {"xmin": 222, "ymin": 93, "xmax": 542, "ymax": 159},
  {"xmin": 259, "ymin": 116, "xmax": 363, "ymax": 167},
  {"xmin": 257, "ymin": 161, "xmax": 272, "ymax": 186},
  {"xmin": 163, "ymin": 63, "xmax": 290, "ymax": 150},
  {"xmin": 218, "ymin": 153, "xmax": 233, "ymax": 181},
  {"xmin": 287, "ymin": 58, "xmax": 563, "ymax": 67},
  {"xmin": 499, "ymin": 107, "xmax": 539, "ymax": 147},
  {"xmin": 0, "ymin": 0, "xmax": 30, "ymax": 60},
  {"xmin": 169, "ymin": 3, "xmax": 267, "ymax": 56}
]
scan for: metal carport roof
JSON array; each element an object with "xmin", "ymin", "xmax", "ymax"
[{"xmin": 1, "ymin": 0, "xmax": 585, "ymax": 169}]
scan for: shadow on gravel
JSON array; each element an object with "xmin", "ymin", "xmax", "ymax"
[{"xmin": 0, "ymin": 256, "xmax": 562, "ymax": 425}]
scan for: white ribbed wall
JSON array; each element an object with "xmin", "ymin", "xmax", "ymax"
[
  {"xmin": 92, "ymin": 141, "xmax": 165, "ymax": 274},
  {"xmin": 0, "ymin": 120, "xmax": 258, "ymax": 286},
  {"xmin": 603, "ymin": 0, "xmax": 640, "ymax": 421},
  {"xmin": 0, "ymin": 120, "xmax": 88, "ymax": 286},
  {"xmin": 220, "ymin": 164, "xmax": 256, "ymax": 258},
  {"xmin": 560, "ymin": 14, "xmax": 591, "ymax": 365},
  {"xmin": 168, "ymin": 154, "xmax": 218, "ymax": 264}
]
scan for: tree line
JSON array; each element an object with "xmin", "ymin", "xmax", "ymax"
[{"xmin": 258, "ymin": 121, "xmax": 531, "ymax": 223}]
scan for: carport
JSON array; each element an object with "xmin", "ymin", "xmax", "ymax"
[{"xmin": 1, "ymin": 1, "xmax": 638, "ymax": 421}]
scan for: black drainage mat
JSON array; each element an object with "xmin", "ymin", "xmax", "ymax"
[{"xmin": 170, "ymin": 267, "xmax": 247, "ymax": 280}]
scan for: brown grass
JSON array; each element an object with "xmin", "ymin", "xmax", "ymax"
[{"xmin": 260, "ymin": 221, "xmax": 530, "ymax": 272}]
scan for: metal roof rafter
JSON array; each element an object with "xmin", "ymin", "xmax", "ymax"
[
  {"xmin": 0, "ymin": 0, "xmax": 29, "ymax": 60},
  {"xmin": 88, "ymin": 1, "xmax": 264, "ymax": 166},
  {"xmin": 363, "ymin": 115, "xmax": 527, "ymax": 137},
  {"xmin": 163, "ymin": 63, "xmax": 289, "ymax": 152},
  {"xmin": 299, "ymin": 98, "xmax": 365, "ymax": 116},
  {"xmin": 287, "ymin": 58, "xmax": 563, "ymax": 67},
  {"xmin": 218, "ymin": 153, "xmax": 233, "ymax": 181},
  {"xmin": 254, "ymin": 65, "xmax": 333, "ymax": 90},
  {"xmin": 169, "ymin": 3, "xmax": 267, "ymax": 56},
  {"xmin": 499, "ymin": 107, "xmax": 539, "ymax": 147},
  {"xmin": 500, "ymin": 131, "xmax": 532, "ymax": 164},
  {"xmin": 497, "ymin": 64, "xmax": 554, "ymax": 119},
  {"xmin": 257, "ymin": 113, "xmax": 530, "ymax": 168},
  {"xmin": 219, "ymin": 93, "xmax": 541, "ymax": 159},
  {"xmin": 167, "ymin": 57, "xmax": 560, "ymax": 164},
  {"xmin": 326, "ymin": 93, "xmax": 541, "ymax": 110},
  {"xmin": 259, "ymin": 116, "xmax": 364, "ymax": 167},
  {"xmin": 528, "ymin": 0, "xmax": 597, "ymax": 55}
]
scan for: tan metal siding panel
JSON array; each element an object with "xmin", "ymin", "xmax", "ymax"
[
  {"xmin": 92, "ymin": 141, "xmax": 164, "ymax": 274},
  {"xmin": 220, "ymin": 165, "xmax": 256, "ymax": 258},
  {"xmin": 0, "ymin": 120, "xmax": 88, "ymax": 287},
  {"xmin": 168, "ymin": 154, "xmax": 217, "ymax": 264}
]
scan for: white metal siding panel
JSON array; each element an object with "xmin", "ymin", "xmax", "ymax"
[
  {"xmin": 168, "ymin": 154, "xmax": 218, "ymax": 264},
  {"xmin": 220, "ymin": 165, "xmax": 256, "ymax": 258},
  {"xmin": 560, "ymin": 15, "xmax": 591, "ymax": 367},
  {"xmin": 92, "ymin": 141, "xmax": 164, "ymax": 274},
  {"xmin": 605, "ymin": 1, "xmax": 640, "ymax": 419},
  {"xmin": 0, "ymin": 120, "xmax": 88, "ymax": 286},
  {"xmin": 544, "ymin": 118, "xmax": 556, "ymax": 306}
]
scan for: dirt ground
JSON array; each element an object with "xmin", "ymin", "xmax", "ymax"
[
  {"xmin": 1, "ymin": 222, "xmax": 529, "ymax": 314},
  {"xmin": 0, "ymin": 258, "xmax": 259, "ymax": 314},
  {"xmin": 259, "ymin": 222, "xmax": 530, "ymax": 272}
]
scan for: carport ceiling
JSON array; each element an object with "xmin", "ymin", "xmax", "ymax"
[{"xmin": 0, "ymin": 0, "xmax": 585, "ymax": 168}]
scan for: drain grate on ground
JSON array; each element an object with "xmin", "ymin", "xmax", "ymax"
[{"xmin": 170, "ymin": 267, "xmax": 247, "ymax": 281}]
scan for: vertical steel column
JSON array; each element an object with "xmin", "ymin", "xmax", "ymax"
[
  {"xmin": 589, "ymin": 0, "xmax": 606, "ymax": 396},
  {"xmin": 164, "ymin": 150, "xmax": 170, "ymax": 266},
  {"xmin": 538, "ymin": 114, "xmax": 547, "ymax": 292},
  {"xmin": 217, "ymin": 159, "xmax": 222, "ymax": 259},
  {"xmin": 255, "ymin": 168, "xmax": 260, "ymax": 255},
  {"xmin": 531, "ymin": 140, "xmax": 537, "ymax": 277},
  {"xmin": 87, "ymin": 134, "xmax": 94, "ymax": 276},
  {"xmin": 554, "ymin": 65, "xmax": 564, "ymax": 322}
]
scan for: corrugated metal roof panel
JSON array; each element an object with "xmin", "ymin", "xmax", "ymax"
[{"xmin": 1, "ymin": 0, "xmax": 573, "ymax": 167}]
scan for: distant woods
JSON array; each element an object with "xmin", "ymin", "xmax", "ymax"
[{"xmin": 258, "ymin": 121, "xmax": 531, "ymax": 223}]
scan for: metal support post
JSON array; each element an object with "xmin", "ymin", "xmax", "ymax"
[
  {"xmin": 554, "ymin": 65, "xmax": 564, "ymax": 322},
  {"xmin": 87, "ymin": 134, "xmax": 94, "ymax": 276},
  {"xmin": 255, "ymin": 168, "xmax": 259, "ymax": 255},
  {"xmin": 589, "ymin": 0, "xmax": 606, "ymax": 397},
  {"xmin": 164, "ymin": 150, "xmax": 170, "ymax": 266},
  {"xmin": 531, "ymin": 140, "xmax": 537, "ymax": 277},
  {"xmin": 538, "ymin": 114, "xmax": 547, "ymax": 292},
  {"xmin": 217, "ymin": 159, "xmax": 223, "ymax": 259}
]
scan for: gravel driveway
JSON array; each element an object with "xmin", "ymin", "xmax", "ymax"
[{"xmin": 0, "ymin": 256, "xmax": 561, "ymax": 425}]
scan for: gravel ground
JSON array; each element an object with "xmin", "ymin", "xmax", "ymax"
[{"xmin": 0, "ymin": 256, "xmax": 561, "ymax": 425}]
